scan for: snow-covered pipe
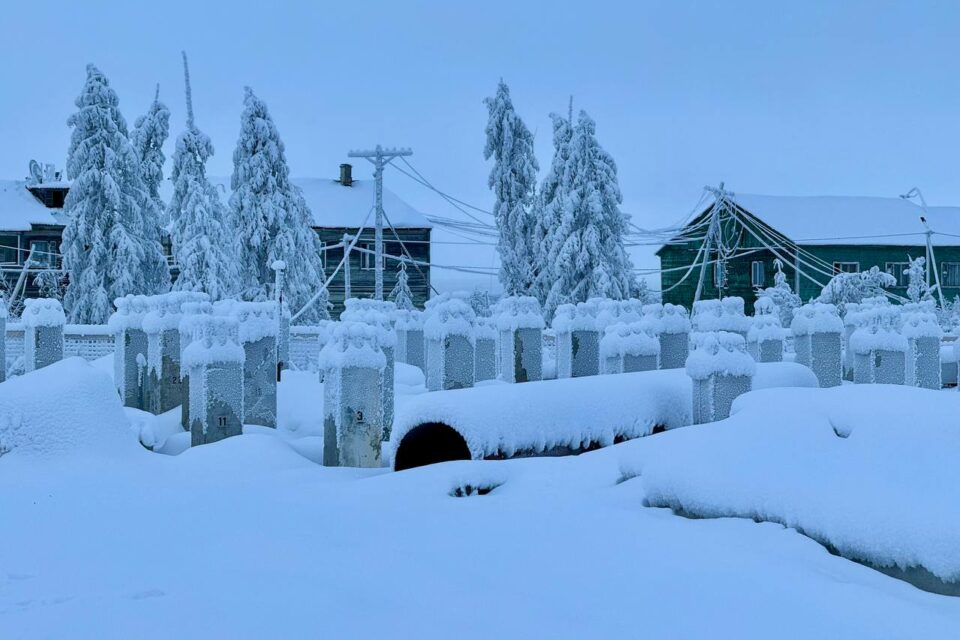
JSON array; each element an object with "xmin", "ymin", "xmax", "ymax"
[
  {"xmin": 686, "ymin": 331, "xmax": 755, "ymax": 424},
  {"xmin": 319, "ymin": 321, "xmax": 386, "ymax": 468},
  {"xmin": 390, "ymin": 362, "xmax": 815, "ymax": 471},
  {"xmin": 495, "ymin": 296, "xmax": 544, "ymax": 383}
]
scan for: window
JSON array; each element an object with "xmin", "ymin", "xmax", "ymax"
[
  {"xmin": 885, "ymin": 262, "xmax": 910, "ymax": 287},
  {"xmin": 0, "ymin": 235, "xmax": 18, "ymax": 264},
  {"xmin": 833, "ymin": 261, "xmax": 859, "ymax": 275},
  {"xmin": 713, "ymin": 262, "xmax": 727, "ymax": 288},
  {"xmin": 942, "ymin": 262, "xmax": 960, "ymax": 287},
  {"xmin": 751, "ymin": 261, "xmax": 765, "ymax": 288},
  {"xmin": 29, "ymin": 240, "xmax": 56, "ymax": 268},
  {"xmin": 359, "ymin": 243, "xmax": 383, "ymax": 271}
]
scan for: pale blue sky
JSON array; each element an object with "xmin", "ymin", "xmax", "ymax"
[{"xmin": 1, "ymin": 0, "xmax": 958, "ymax": 290}]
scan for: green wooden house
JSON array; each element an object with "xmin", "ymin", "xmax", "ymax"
[
  {"xmin": 657, "ymin": 193, "xmax": 960, "ymax": 312},
  {"xmin": 0, "ymin": 163, "xmax": 432, "ymax": 315}
]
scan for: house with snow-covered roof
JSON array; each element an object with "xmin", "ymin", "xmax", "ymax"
[
  {"xmin": 0, "ymin": 163, "xmax": 431, "ymax": 313},
  {"xmin": 656, "ymin": 193, "xmax": 960, "ymax": 311}
]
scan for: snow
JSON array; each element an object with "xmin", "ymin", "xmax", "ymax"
[
  {"xmin": 227, "ymin": 301, "xmax": 279, "ymax": 343},
  {"xmin": 3, "ymin": 356, "xmax": 957, "ymax": 637},
  {"xmin": 630, "ymin": 384, "xmax": 960, "ymax": 586},
  {"xmin": 180, "ymin": 316, "xmax": 244, "ymax": 369},
  {"xmin": 423, "ymin": 297, "xmax": 476, "ymax": 341},
  {"xmin": 850, "ymin": 308, "xmax": 909, "ymax": 354},
  {"xmin": 493, "ymin": 295, "xmax": 545, "ymax": 330},
  {"xmin": 20, "ymin": 297, "xmax": 66, "ymax": 328},
  {"xmin": 692, "ymin": 297, "xmax": 752, "ymax": 333},
  {"xmin": 600, "ymin": 322, "xmax": 659, "ymax": 358},
  {"xmin": 790, "ymin": 302, "xmax": 844, "ymax": 336},
  {"xmin": 0, "ymin": 357, "xmax": 136, "ymax": 458},
  {"xmin": 729, "ymin": 193, "xmax": 960, "ymax": 246},
  {"xmin": 686, "ymin": 331, "xmax": 756, "ymax": 380},
  {"xmin": 655, "ymin": 302, "xmax": 691, "ymax": 335},
  {"xmin": 317, "ymin": 321, "xmax": 386, "ymax": 371},
  {"xmin": 551, "ymin": 301, "xmax": 597, "ymax": 332},
  {"xmin": 0, "ymin": 180, "xmax": 67, "ymax": 230}
]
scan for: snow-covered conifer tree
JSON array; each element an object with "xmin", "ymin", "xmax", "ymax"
[
  {"xmin": 817, "ymin": 266, "xmax": 895, "ymax": 313},
  {"xmin": 484, "ymin": 80, "xmax": 539, "ymax": 297},
  {"xmin": 131, "ymin": 84, "xmax": 173, "ymax": 293},
  {"xmin": 543, "ymin": 110, "xmax": 635, "ymax": 318},
  {"xmin": 167, "ymin": 53, "xmax": 238, "ymax": 301},
  {"xmin": 906, "ymin": 256, "xmax": 931, "ymax": 303},
  {"xmin": 533, "ymin": 104, "xmax": 573, "ymax": 305},
  {"xmin": 469, "ymin": 288, "xmax": 492, "ymax": 317},
  {"xmin": 61, "ymin": 64, "xmax": 157, "ymax": 323},
  {"xmin": 389, "ymin": 261, "xmax": 416, "ymax": 311},
  {"xmin": 229, "ymin": 87, "xmax": 326, "ymax": 322},
  {"xmin": 757, "ymin": 258, "xmax": 802, "ymax": 326}
]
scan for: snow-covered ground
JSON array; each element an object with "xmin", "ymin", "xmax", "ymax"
[{"xmin": 1, "ymin": 359, "xmax": 959, "ymax": 638}]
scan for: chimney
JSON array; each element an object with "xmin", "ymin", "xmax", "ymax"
[{"xmin": 339, "ymin": 163, "xmax": 353, "ymax": 187}]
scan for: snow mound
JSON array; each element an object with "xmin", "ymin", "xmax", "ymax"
[
  {"xmin": 631, "ymin": 384, "xmax": 960, "ymax": 587},
  {"xmin": 0, "ymin": 357, "xmax": 137, "ymax": 459}
]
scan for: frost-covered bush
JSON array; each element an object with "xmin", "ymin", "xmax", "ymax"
[
  {"xmin": 756, "ymin": 259, "xmax": 802, "ymax": 327},
  {"xmin": 817, "ymin": 266, "xmax": 896, "ymax": 314}
]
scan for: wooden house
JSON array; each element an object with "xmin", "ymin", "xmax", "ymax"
[{"xmin": 657, "ymin": 194, "xmax": 960, "ymax": 311}]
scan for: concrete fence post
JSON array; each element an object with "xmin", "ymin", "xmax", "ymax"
[
  {"xmin": 178, "ymin": 298, "xmax": 213, "ymax": 429},
  {"xmin": 600, "ymin": 321, "xmax": 660, "ymax": 374},
  {"xmin": 22, "ymin": 297, "xmax": 65, "ymax": 373},
  {"xmin": 182, "ymin": 315, "xmax": 245, "ymax": 447},
  {"xmin": 687, "ymin": 331, "xmax": 756, "ymax": 424},
  {"xmin": 424, "ymin": 297, "xmax": 476, "ymax": 391},
  {"xmin": 851, "ymin": 307, "xmax": 907, "ymax": 385},
  {"xmin": 790, "ymin": 303, "xmax": 843, "ymax": 388},
  {"xmin": 495, "ymin": 296, "xmax": 544, "ymax": 383}
]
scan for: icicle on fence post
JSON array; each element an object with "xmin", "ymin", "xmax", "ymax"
[
  {"xmin": 902, "ymin": 305, "xmax": 942, "ymax": 390},
  {"xmin": 474, "ymin": 316, "xmax": 498, "ymax": 382},
  {"xmin": 21, "ymin": 297, "xmax": 65, "ymax": 373},
  {"xmin": 178, "ymin": 297, "xmax": 213, "ymax": 429},
  {"xmin": 0, "ymin": 297, "xmax": 6, "ymax": 382},
  {"xmin": 687, "ymin": 331, "xmax": 755, "ymax": 424},
  {"xmin": 271, "ymin": 260, "xmax": 290, "ymax": 375},
  {"xmin": 230, "ymin": 302, "xmax": 279, "ymax": 428},
  {"xmin": 183, "ymin": 315, "xmax": 245, "ymax": 446},
  {"xmin": 790, "ymin": 303, "xmax": 843, "ymax": 388},
  {"xmin": 651, "ymin": 303, "xmax": 691, "ymax": 370},
  {"xmin": 341, "ymin": 298, "xmax": 397, "ymax": 438},
  {"xmin": 108, "ymin": 295, "xmax": 149, "ymax": 407},
  {"xmin": 851, "ymin": 307, "xmax": 907, "ymax": 385},
  {"xmin": 424, "ymin": 297, "xmax": 476, "ymax": 391},
  {"xmin": 319, "ymin": 322, "xmax": 386, "ymax": 468},
  {"xmin": 495, "ymin": 296, "xmax": 544, "ymax": 383},
  {"xmin": 600, "ymin": 322, "xmax": 660, "ymax": 374},
  {"xmin": 394, "ymin": 308, "xmax": 425, "ymax": 371},
  {"xmin": 747, "ymin": 297, "xmax": 786, "ymax": 362},
  {"xmin": 553, "ymin": 302, "xmax": 600, "ymax": 378}
]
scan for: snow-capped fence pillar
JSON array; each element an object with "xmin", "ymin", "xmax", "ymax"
[
  {"xmin": 341, "ymin": 299, "xmax": 397, "ymax": 436},
  {"xmin": 746, "ymin": 297, "xmax": 785, "ymax": 362},
  {"xmin": 851, "ymin": 308, "xmax": 907, "ymax": 385},
  {"xmin": 232, "ymin": 302, "xmax": 279, "ymax": 428},
  {"xmin": 841, "ymin": 302, "xmax": 861, "ymax": 380},
  {"xmin": 495, "ymin": 296, "xmax": 544, "ymax": 383},
  {"xmin": 319, "ymin": 322, "xmax": 386, "ymax": 468},
  {"xmin": 600, "ymin": 322, "xmax": 660, "ymax": 374},
  {"xmin": 474, "ymin": 317, "xmax": 498, "ymax": 382},
  {"xmin": 655, "ymin": 304, "xmax": 691, "ymax": 370},
  {"xmin": 141, "ymin": 294, "xmax": 189, "ymax": 415},
  {"xmin": 183, "ymin": 315, "xmax": 245, "ymax": 447},
  {"xmin": 902, "ymin": 311, "xmax": 942, "ymax": 390},
  {"xmin": 553, "ymin": 302, "xmax": 600, "ymax": 378},
  {"xmin": 693, "ymin": 297, "xmax": 751, "ymax": 339},
  {"xmin": 394, "ymin": 309, "xmax": 425, "ymax": 371},
  {"xmin": 687, "ymin": 332, "xmax": 756, "ymax": 425},
  {"xmin": 108, "ymin": 295, "xmax": 149, "ymax": 407},
  {"xmin": 271, "ymin": 260, "xmax": 290, "ymax": 373},
  {"xmin": 21, "ymin": 297, "xmax": 65, "ymax": 374},
  {"xmin": 790, "ymin": 303, "xmax": 843, "ymax": 388},
  {"xmin": 178, "ymin": 299, "xmax": 213, "ymax": 429},
  {"xmin": 424, "ymin": 298, "xmax": 476, "ymax": 391}
]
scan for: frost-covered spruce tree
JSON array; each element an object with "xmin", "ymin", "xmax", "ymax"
[
  {"xmin": 389, "ymin": 262, "xmax": 416, "ymax": 311},
  {"xmin": 906, "ymin": 256, "xmax": 932, "ymax": 303},
  {"xmin": 229, "ymin": 87, "xmax": 326, "ymax": 322},
  {"xmin": 533, "ymin": 105, "xmax": 573, "ymax": 305},
  {"xmin": 167, "ymin": 53, "xmax": 238, "ymax": 301},
  {"xmin": 61, "ymin": 64, "xmax": 154, "ymax": 323},
  {"xmin": 131, "ymin": 84, "xmax": 173, "ymax": 293},
  {"xmin": 543, "ymin": 110, "xmax": 635, "ymax": 319},
  {"xmin": 484, "ymin": 80, "xmax": 539, "ymax": 297},
  {"xmin": 757, "ymin": 258, "xmax": 801, "ymax": 326}
]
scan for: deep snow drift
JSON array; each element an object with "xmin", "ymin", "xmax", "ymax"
[{"xmin": 1, "ymin": 360, "xmax": 959, "ymax": 638}]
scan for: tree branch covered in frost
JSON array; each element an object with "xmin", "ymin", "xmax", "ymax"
[{"xmin": 817, "ymin": 266, "xmax": 896, "ymax": 314}]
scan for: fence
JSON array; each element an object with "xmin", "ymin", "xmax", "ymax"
[{"xmin": 4, "ymin": 323, "xmax": 114, "ymax": 374}]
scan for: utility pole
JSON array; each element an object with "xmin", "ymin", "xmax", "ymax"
[
  {"xmin": 348, "ymin": 145, "xmax": 413, "ymax": 300},
  {"xmin": 901, "ymin": 187, "xmax": 947, "ymax": 309},
  {"xmin": 694, "ymin": 183, "xmax": 729, "ymax": 305}
]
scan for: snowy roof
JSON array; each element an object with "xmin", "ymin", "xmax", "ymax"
[
  {"xmin": 0, "ymin": 180, "xmax": 67, "ymax": 231},
  {"xmin": 202, "ymin": 176, "xmax": 431, "ymax": 229},
  {"xmin": 731, "ymin": 194, "xmax": 960, "ymax": 247}
]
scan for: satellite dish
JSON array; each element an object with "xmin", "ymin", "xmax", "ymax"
[{"xmin": 28, "ymin": 159, "xmax": 43, "ymax": 185}]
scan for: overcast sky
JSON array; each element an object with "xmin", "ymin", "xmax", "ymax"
[{"xmin": 2, "ymin": 0, "xmax": 958, "ymax": 292}]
